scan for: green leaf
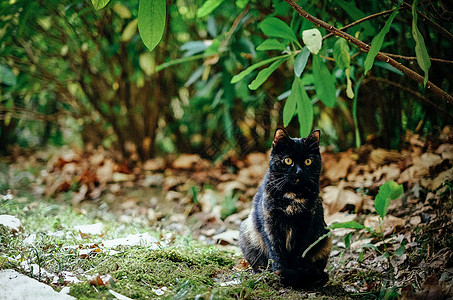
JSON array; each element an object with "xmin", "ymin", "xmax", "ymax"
[
  {"xmin": 283, "ymin": 78, "xmax": 299, "ymax": 127},
  {"xmin": 236, "ymin": 0, "xmax": 249, "ymax": 9},
  {"xmin": 359, "ymin": 249, "xmax": 364, "ymax": 262},
  {"xmin": 412, "ymin": 0, "xmax": 431, "ymax": 86},
  {"xmin": 364, "ymin": 1, "xmax": 401, "ymax": 75},
  {"xmin": 230, "ymin": 55, "xmax": 289, "ymax": 84},
  {"xmin": 362, "ymin": 243, "xmax": 380, "ymax": 252},
  {"xmin": 313, "ymin": 55, "xmax": 336, "ymax": 107},
  {"xmin": 91, "ymin": 0, "xmax": 110, "ymax": 10},
  {"xmin": 330, "ymin": 220, "xmax": 365, "ymax": 230},
  {"xmin": 197, "ymin": 0, "xmax": 225, "ymax": 18},
  {"xmin": 248, "ymin": 58, "xmax": 287, "ymax": 90},
  {"xmin": 294, "ymin": 47, "xmax": 310, "ymax": 77},
  {"xmin": 394, "ymin": 241, "xmax": 406, "ymax": 257},
  {"xmin": 260, "ymin": 17, "xmax": 298, "ymax": 43},
  {"xmin": 374, "ymin": 180, "xmax": 404, "ymax": 219},
  {"xmin": 0, "ymin": 65, "xmax": 17, "ymax": 86},
  {"xmin": 138, "ymin": 0, "xmax": 166, "ymax": 52},
  {"xmin": 344, "ymin": 232, "xmax": 353, "ymax": 249},
  {"xmin": 335, "ymin": 0, "xmax": 374, "ymax": 38},
  {"xmin": 113, "ymin": 3, "xmax": 132, "ymax": 18},
  {"xmin": 256, "ymin": 39, "xmax": 287, "ymax": 51},
  {"xmin": 121, "ymin": 19, "xmax": 138, "ymax": 42},
  {"xmin": 374, "ymin": 61, "xmax": 404, "ymax": 76},
  {"xmin": 345, "ymin": 68, "xmax": 354, "ymax": 99},
  {"xmin": 223, "ymin": 104, "xmax": 234, "ymax": 140},
  {"xmin": 333, "ymin": 38, "xmax": 350, "ymax": 69},
  {"xmin": 296, "ymin": 79, "xmax": 313, "ymax": 137}
]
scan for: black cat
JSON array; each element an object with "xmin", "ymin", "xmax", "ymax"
[{"xmin": 239, "ymin": 128, "xmax": 331, "ymax": 288}]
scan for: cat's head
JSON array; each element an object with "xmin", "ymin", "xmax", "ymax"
[{"xmin": 269, "ymin": 128, "xmax": 321, "ymax": 189}]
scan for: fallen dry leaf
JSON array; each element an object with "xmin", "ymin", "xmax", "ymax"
[
  {"xmin": 89, "ymin": 274, "xmax": 114, "ymax": 286},
  {"xmin": 322, "ymin": 184, "xmax": 363, "ymax": 215},
  {"xmin": 364, "ymin": 215, "xmax": 405, "ymax": 236},
  {"xmin": 369, "ymin": 148, "xmax": 402, "ymax": 166}
]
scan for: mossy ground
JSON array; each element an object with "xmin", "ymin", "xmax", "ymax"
[{"xmin": 0, "ymin": 192, "xmax": 328, "ymax": 299}]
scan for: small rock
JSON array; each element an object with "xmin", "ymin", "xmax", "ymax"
[
  {"xmin": 410, "ymin": 216, "xmax": 422, "ymax": 226},
  {"xmin": 0, "ymin": 269, "xmax": 74, "ymax": 300},
  {"xmin": 74, "ymin": 223, "xmax": 104, "ymax": 235},
  {"xmin": 23, "ymin": 234, "xmax": 36, "ymax": 246},
  {"xmin": 0, "ymin": 215, "xmax": 22, "ymax": 233},
  {"xmin": 213, "ymin": 230, "xmax": 239, "ymax": 245}
]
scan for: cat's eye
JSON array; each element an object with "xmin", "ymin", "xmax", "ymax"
[
  {"xmin": 304, "ymin": 158, "xmax": 312, "ymax": 166},
  {"xmin": 284, "ymin": 157, "xmax": 293, "ymax": 165}
]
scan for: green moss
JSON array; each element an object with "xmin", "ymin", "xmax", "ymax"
[{"xmin": 67, "ymin": 247, "xmax": 235, "ymax": 299}]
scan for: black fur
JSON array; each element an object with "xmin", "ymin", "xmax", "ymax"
[{"xmin": 239, "ymin": 129, "xmax": 331, "ymax": 288}]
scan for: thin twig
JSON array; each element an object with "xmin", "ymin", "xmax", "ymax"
[
  {"xmin": 381, "ymin": 52, "xmax": 453, "ymax": 64},
  {"xmin": 323, "ymin": 8, "xmax": 402, "ymax": 40},
  {"xmin": 392, "ymin": 0, "xmax": 453, "ymax": 41},
  {"xmin": 282, "ymin": 0, "xmax": 453, "ymax": 105}
]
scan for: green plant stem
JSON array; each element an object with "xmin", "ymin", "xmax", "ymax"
[
  {"xmin": 352, "ymin": 77, "xmax": 363, "ymax": 148},
  {"xmin": 301, "ymin": 232, "xmax": 331, "ymax": 258}
]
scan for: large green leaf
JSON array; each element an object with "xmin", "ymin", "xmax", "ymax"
[
  {"xmin": 312, "ymin": 55, "xmax": 336, "ymax": 107},
  {"xmin": 333, "ymin": 38, "xmax": 350, "ymax": 69},
  {"xmin": 248, "ymin": 58, "xmax": 287, "ymax": 90},
  {"xmin": 230, "ymin": 55, "xmax": 289, "ymax": 84},
  {"xmin": 91, "ymin": 0, "xmax": 110, "ymax": 10},
  {"xmin": 294, "ymin": 46, "xmax": 310, "ymax": 77},
  {"xmin": 363, "ymin": 1, "xmax": 401, "ymax": 75},
  {"xmin": 374, "ymin": 181, "xmax": 404, "ymax": 219},
  {"xmin": 283, "ymin": 78, "xmax": 298, "ymax": 127},
  {"xmin": 297, "ymin": 81, "xmax": 313, "ymax": 137},
  {"xmin": 330, "ymin": 220, "xmax": 366, "ymax": 230},
  {"xmin": 256, "ymin": 39, "xmax": 287, "ymax": 51},
  {"xmin": 412, "ymin": 0, "xmax": 431, "ymax": 86},
  {"xmin": 260, "ymin": 17, "xmax": 298, "ymax": 43},
  {"xmin": 197, "ymin": 0, "xmax": 225, "ymax": 18},
  {"xmin": 138, "ymin": 0, "xmax": 166, "ymax": 52}
]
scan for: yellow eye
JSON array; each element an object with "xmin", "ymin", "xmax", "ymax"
[
  {"xmin": 304, "ymin": 158, "xmax": 312, "ymax": 166},
  {"xmin": 284, "ymin": 157, "xmax": 293, "ymax": 165}
]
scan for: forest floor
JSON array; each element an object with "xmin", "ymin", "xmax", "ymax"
[{"xmin": 1, "ymin": 127, "xmax": 453, "ymax": 299}]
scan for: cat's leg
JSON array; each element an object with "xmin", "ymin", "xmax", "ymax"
[{"xmin": 239, "ymin": 216, "xmax": 268, "ymax": 271}]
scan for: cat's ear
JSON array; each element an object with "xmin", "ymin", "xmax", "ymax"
[
  {"xmin": 273, "ymin": 128, "xmax": 291, "ymax": 148},
  {"xmin": 307, "ymin": 130, "xmax": 320, "ymax": 145}
]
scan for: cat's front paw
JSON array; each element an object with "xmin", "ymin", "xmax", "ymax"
[
  {"xmin": 275, "ymin": 269, "xmax": 329, "ymax": 288},
  {"xmin": 275, "ymin": 269, "xmax": 303, "ymax": 287},
  {"xmin": 314, "ymin": 271, "xmax": 329, "ymax": 287}
]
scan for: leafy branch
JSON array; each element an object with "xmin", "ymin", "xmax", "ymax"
[{"xmin": 282, "ymin": 0, "xmax": 453, "ymax": 105}]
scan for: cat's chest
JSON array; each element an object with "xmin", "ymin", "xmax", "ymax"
[{"xmin": 265, "ymin": 192, "xmax": 313, "ymax": 219}]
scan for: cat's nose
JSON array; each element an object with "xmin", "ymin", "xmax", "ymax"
[{"xmin": 295, "ymin": 165, "xmax": 303, "ymax": 176}]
